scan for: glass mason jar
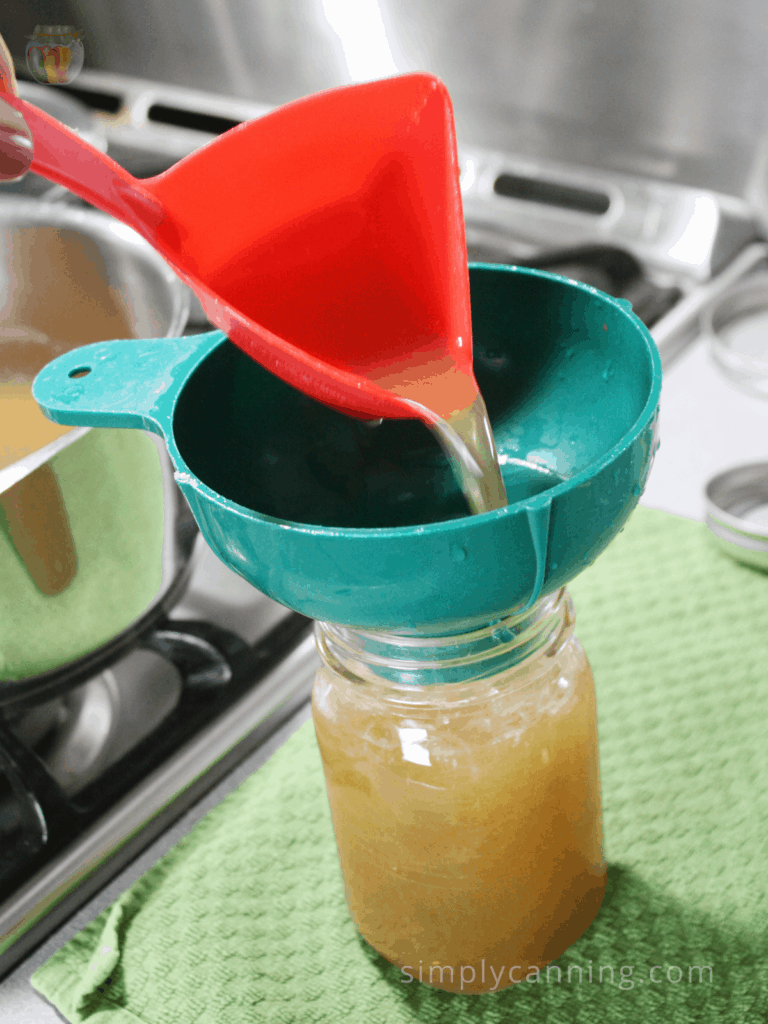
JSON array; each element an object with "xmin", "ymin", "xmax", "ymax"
[{"xmin": 312, "ymin": 587, "xmax": 605, "ymax": 995}]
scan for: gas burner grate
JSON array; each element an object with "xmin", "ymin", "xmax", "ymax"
[{"xmin": 0, "ymin": 613, "xmax": 312, "ymax": 900}]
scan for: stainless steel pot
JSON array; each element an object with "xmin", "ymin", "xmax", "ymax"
[{"xmin": 0, "ymin": 198, "xmax": 195, "ymax": 704}]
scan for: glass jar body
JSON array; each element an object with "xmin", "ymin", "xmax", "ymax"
[{"xmin": 311, "ymin": 589, "xmax": 605, "ymax": 995}]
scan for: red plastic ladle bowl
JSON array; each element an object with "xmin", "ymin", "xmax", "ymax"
[{"xmin": 6, "ymin": 74, "xmax": 479, "ymax": 423}]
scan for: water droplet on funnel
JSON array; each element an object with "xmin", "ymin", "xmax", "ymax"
[{"xmin": 450, "ymin": 544, "xmax": 468, "ymax": 562}]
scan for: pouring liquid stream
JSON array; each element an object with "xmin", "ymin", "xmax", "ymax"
[
  {"xmin": 428, "ymin": 393, "xmax": 507, "ymax": 515},
  {"xmin": 369, "ymin": 356, "xmax": 508, "ymax": 515}
]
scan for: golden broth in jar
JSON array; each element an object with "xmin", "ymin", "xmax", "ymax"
[{"xmin": 312, "ymin": 590, "xmax": 605, "ymax": 994}]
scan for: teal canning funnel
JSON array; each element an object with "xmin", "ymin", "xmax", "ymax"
[{"xmin": 33, "ymin": 265, "xmax": 662, "ymax": 631}]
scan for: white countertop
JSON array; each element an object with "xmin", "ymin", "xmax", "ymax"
[{"xmin": 641, "ymin": 336, "xmax": 768, "ymax": 521}]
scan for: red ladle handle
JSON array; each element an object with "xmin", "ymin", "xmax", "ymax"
[{"xmin": 4, "ymin": 94, "xmax": 165, "ymax": 238}]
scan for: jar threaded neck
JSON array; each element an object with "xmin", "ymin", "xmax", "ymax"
[{"xmin": 315, "ymin": 588, "xmax": 573, "ymax": 686}]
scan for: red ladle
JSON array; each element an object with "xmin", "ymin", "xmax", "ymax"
[{"xmin": 4, "ymin": 74, "xmax": 480, "ymax": 425}]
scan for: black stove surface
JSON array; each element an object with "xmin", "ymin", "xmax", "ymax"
[
  {"xmin": 466, "ymin": 241, "xmax": 682, "ymax": 328},
  {"xmin": 0, "ymin": 596, "xmax": 314, "ymax": 980},
  {"xmin": 0, "ymin": 611, "xmax": 311, "ymax": 899}
]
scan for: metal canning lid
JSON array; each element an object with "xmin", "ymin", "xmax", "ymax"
[
  {"xmin": 705, "ymin": 463, "xmax": 768, "ymax": 571},
  {"xmin": 701, "ymin": 271, "xmax": 768, "ymax": 399}
]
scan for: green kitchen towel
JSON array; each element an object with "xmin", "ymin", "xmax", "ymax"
[{"xmin": 31, "ymin": 505, "xmax": 768, "ymax": 1022}]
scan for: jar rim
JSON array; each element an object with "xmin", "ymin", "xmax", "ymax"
[{"xmin": 316, "ymin": 588, "xmax": 573, "ymax": 686}]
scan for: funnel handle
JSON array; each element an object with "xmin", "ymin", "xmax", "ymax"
[{"xmin": 32, "ymin": 331, "xmax": 227, "ymax": 439}]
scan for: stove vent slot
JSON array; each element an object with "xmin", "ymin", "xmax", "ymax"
[
  {"xmin": 58, "ymin": 86, "xmax": 121, "ymax": 114},
  {"xmin": 494, "ymin": 174, "xmax": 610, "ymax": 215},
  {"xmin": 147, "ymin": 105, "xmax": 242, "ymax": 135}
]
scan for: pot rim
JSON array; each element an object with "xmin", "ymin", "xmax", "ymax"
[{"xmin": 0, "ymin": 197, "xmax": 190, "ymax": 492}]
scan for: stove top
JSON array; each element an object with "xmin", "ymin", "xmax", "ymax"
[
  {"xmin": 0, "ymin": 540, "xmax": 318, "ymax": 978},
  {"xmin": 1, "ymin": 67, "xmax": 767, "ymax": 984}
]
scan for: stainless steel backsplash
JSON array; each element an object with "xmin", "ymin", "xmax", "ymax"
[{"xmin": 6, "ymin": 0, "xmax": 768, "ymax": 196}]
